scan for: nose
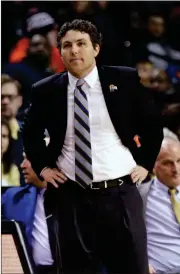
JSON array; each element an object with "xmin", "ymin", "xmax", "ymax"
[
  {"xmin": 71, "ymin": 44, "xmax": 78, "ymax": 55},
  {"xmin": 37, "ymin": 44, "xmax": 45, "ymax": 52},
  {"xmin": 21, "ymin": 158, "xmax": 30, "ymax": 169},
  {"xmin": 2, "ymin": 97, "xmax": 10, "ymax": 105},
  {"xmin": 172, "ymin": 162, "xmax": 179, "ymax": 174},
  {"xmin": 20, "ymin": 159, "xmax": 26, "ymax": 169}
]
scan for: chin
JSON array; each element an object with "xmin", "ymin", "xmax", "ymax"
[{"xmin": 171, "ymin": 179, "xmax": 180, "ymax": 187}]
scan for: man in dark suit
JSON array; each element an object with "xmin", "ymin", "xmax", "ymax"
[{"xmin": 23, "ymin": 19, "xmax": 163, "ymax": 274}]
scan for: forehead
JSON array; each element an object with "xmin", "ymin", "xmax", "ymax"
[
  {"xmin": 61, "ymin": 30, "xmax": 91, "ymax": 43},
  {"xmin": 138, "ymin": 63, "xmax": 152, "ymax": 69},
  {"xmin": 150, "ymin": 16, "xmax": 164, "ymax": 24},
  {"xmin": 2, "ymin": 83, "xmax": 18, "ymax": 95},
  {"xmin": 159, "ymin": 146, "xmax": 180, "ymax": 161},
  {"xmin": 30, "ymin": 34, "xmax": 46, "ymax": 45}
]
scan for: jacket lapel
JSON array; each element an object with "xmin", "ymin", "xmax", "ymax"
[{"xmin": 98, "ymin": 66, "xmax": 126, "ymax": 133}]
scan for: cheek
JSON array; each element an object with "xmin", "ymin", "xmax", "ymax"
[
  {"xmin": 161, "ymin": 168, "xmax": 171, "ymax": 176},
  {"xmin": 2, "ymin": 139, "xmax": 9, "ymax": 150}
]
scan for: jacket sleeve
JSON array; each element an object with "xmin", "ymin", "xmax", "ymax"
[
  {"xmin": 132, "ymin": 72, "xmax": 164, "ymax": 172},
  {"xmin": 22, "ymin": 84, "xmax": 48, "ymax": 177}
]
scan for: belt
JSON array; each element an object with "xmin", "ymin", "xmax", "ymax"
[
  {"xmin": 36, "ymin": 264, "xmax": 55, "ymax": 274},
  {"xmin": 88, "ymin": 175, "xmax": 132, "ymax": 190}
]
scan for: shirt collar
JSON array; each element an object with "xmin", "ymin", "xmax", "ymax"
[
  {"xmin": 153, "ymin": 177, "xmax": 180, "ymax": 193},
  {"xmin": 68, "ymin": 65, "xmax": 98, "ymax": 91}
]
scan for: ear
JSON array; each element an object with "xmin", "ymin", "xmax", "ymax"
[{"xmin": 94, "ymin": 44, "xmax": 100, "ymax": 58}]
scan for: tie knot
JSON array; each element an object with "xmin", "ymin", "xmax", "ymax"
[
  {"xmin": 168, "ymin": 188, "xmax": 178, "ymax": 195},
  {"xmin": 76, "ymin": 79, "xmax": 85, "ymax": 87}
]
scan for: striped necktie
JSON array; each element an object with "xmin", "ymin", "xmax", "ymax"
[
  {"xmin": 168, "ymin": 188, "xmax": 180, "ymax": 224},
  {"xmin": 74, "ymin": 79, "xmax": 93, "ymax": 188}
]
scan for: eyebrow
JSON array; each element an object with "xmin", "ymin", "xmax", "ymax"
[{"xmin": 63, "ymin": 39, "xmax": 87, "ymax": 45}]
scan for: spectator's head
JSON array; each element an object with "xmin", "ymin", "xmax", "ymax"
[
  {"xmin": 71, "ymin": 1, "xmax": 92, "ymax": 14},
  {"xmin": 27, "ymin": 34, "xmax": 51, "ymax": 67},
  {"xmin": 154, "ymin": 138, "xmax": 180, "ymax": 188},
  {"xmin": 136, "ymin": 60, "xmax": 154, "ymax": 87},
  {"xmin": 150, "ymin": 69, "xmax": 172, "ymax": 92},
  {"xmin": 1, "ymin": 119, "xmax": 14, "ymax": 174},
  {"xmin": 147, "ymin": 13, "xmax": 165, "ymax": 38},
  {"xmin": 58, "ymin": 19, "xmax": 102, "ymax": 78},
  {"xmin": 21, "ymin": 153, "xmax": 47, "ymax": 188},
  {"xmin": 97, "ymin": 1, "xmax": 109, "ymax": 10},
  {"xmin": 26, "ymin": 11, "xmax": 58, "ymax": 47},
  {"xmin": 1, "ymin": 74, "xmax": 22, "ymax": 120},
  {"xmin": 163, "ymin": 103, "xmax": 180, "ymax": 140}
]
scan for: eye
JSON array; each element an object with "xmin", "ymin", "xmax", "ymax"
[
  {"xmin": 162, "ymin": 160, "xmax": 172, "ymax": 166},
  {"xmin": 63, "ymin": 44, "xmax": 71, "ymax": 48},
  {"xmin": 78, "ymin": 41, "xmax": 85, "ymax": 46}
]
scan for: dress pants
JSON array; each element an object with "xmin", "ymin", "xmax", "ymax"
[{"xmin": 45, "ymin": 178, "xmax": 149, "ymax": 274}]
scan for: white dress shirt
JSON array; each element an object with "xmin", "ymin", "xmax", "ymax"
[
  {"xmin": 57, "ymin": 66, "xmax": 136, "ymax": 182},
  {"xmin": 32, "ymin": 189, "xmax": 54, "ymax": 265},
  {"xmin": 146, "ymin": 178, "xmax": 180, "ymax": 273}
]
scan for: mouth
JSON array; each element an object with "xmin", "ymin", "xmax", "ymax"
[
  {"xmin": 70, "ymin": 58, "xmax": 83, "ymax": 62},
  {"xmin": 172, "ymin": 174, "xmax": 180, "ymax": 179}
]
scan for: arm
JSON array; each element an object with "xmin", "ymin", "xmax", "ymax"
[
  {"xmin": 22, "ymin": 84, "xmax": 47, "ymax": 177},
  {"xmin": 133, "ymin": 72, "xmax": 163, "ymax": 172}
]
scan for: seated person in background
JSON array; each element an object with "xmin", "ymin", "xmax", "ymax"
[
  {"xmin": 1, "ymin": 74, "xmax": 24, "ymax": 184},
  {"xmin": 138, "ymin": 137, "xmax": 180, "ymax": 274},
  {"xmin": 2, "ymin": 154, "xmax": 55, "ymax": 274},
  {"xmin": 163, "ymin": 103, "xmax": 180, "ymax": 141},
  {"xmin": 3, "ymin": 32, "xmax": 55, "ymax": 116},
  {"xmin": 136, "ymin": 60, "xmax": 154, "ymax": 87},
  {"xmin": 2, "ymin": 119, "xmax": 20, "ymax": 186},
  {"xmin": 2, "ymin": 152, "xmax": 106, "ymax": 274},
  {"xmin": 9, "ymin": 10, "xmax": 65, "ymax": 73},
  {"xmin": 148, "ymin": 69, "xmax": 179, "ymax": 112}
]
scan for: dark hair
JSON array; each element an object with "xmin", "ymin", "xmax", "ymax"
[
  {"xmin": 2, "ymin": 119, "xmax": 14, "ymax": 174},
  {"xmin": 57, "ymin": 19, "xmax": 102, "ymax": 50}
]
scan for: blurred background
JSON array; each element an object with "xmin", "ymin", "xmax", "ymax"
[{"xmin": 1, "ymin": 1, "xmax": 180, "ymax": 187}]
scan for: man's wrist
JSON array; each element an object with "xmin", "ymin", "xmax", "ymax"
[{"xmin": 40, "ymin": 166, "xmax": 49, "ymax": 180}]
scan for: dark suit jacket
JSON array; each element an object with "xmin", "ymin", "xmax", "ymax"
[{"xmin": 22, "ymin": 66, "xmax": 163, "ymax": 178}]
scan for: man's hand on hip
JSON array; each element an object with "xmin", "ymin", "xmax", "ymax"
[
  {"xmin": 149, "ymin": 263, "xmax": 156, "ymax": 274},
  {"xmin": 130, "ymin": 165, "xmax": 148, "ymax": 184},
  {"xmin": 41, "ymin": 168, "xmax": 68, "ymax": 188}
]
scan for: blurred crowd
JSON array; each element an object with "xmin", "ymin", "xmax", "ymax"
[{"xmin": 1, "ymin": 1, "xmax": 180, "ymax": 187}]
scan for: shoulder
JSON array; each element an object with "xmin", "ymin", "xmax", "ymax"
[
  {"xmin": 2, "ymin": 185, "xmax": 31, "ymax": 203},
  {"xmin": 31, "ymin": 71, "xmax": 68, "ymax": 100},
  {"xmin": 33, "ymin": 71, "xmax": 67, "ymax": 90},
  {"xmin": 2, "ymin": 185, "xmax": 37, "ymax": 203},
  {"xmin": 3, "ymin": 62, "xmax": 22, "ymax": 73},
  {"xmin": 2, "ymin": 185, "xmax": 37, "ymax": 221},
  {"xmin": 101, "ymin": 65, "xmax": 137, "ymax": 76},
  {"xmin": 138, "ymin": 180, "xmax": 153, "ymax": 197}
]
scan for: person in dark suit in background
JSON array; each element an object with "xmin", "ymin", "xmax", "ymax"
[{"xmin": 23, "ymin": 19, "xmax": 163, "ymax": 274}]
